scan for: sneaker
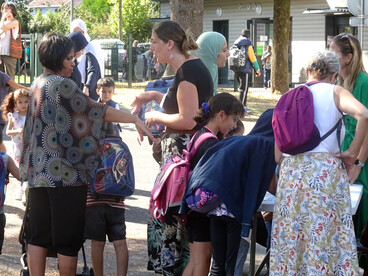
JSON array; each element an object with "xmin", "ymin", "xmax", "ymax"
[{"xmin": 245, "ymin": 107, "xmax": 251, "ymax": 113}]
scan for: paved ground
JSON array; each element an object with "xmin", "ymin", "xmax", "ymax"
[{"xmin": 0, "ymin": 118, "xmax": 272, "ymax": 275}]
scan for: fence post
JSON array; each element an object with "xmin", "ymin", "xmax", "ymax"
[
  {"xmin": 111, "ymin": 46, "xmax": 119, "ymax": 81},
  {"xmin": 30, "ymin": 33, "xmax": 35, "ymax": 83},
  {"xmin": 34, "ymin": 33, "xmax": 43, "ymax": 78},
  {"xmin": 128, "ymin": 34, "xmax": 132, "ymax": 88}
]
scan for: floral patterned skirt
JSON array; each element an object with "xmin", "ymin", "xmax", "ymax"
[
  {"xmin": 147, "ymin": 133, "xmax": 191, "ymax": 275},
  {"xmin": 270, "ymin": 153, "xmax": 359, "ymax": 276}
]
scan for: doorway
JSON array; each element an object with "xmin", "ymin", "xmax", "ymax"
[
  {"xmin": 248, "ymin": 18, "xmax": 292, "ymax": 87},
  {"xmin": 248, "ymin": 18, "xmax": 273, "ymax": 88},
  {"xmin": 213, "ymin": 20, "xmax": 229, "ymax": 85}
]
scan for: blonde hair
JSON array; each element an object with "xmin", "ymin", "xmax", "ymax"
[
  {"xmin": 331, "ymin": 34, "xmax": 365, "ymax": 92},
  {"xmin": 0, "ymin": 89, "xmax": 29, "ymax": 121}
]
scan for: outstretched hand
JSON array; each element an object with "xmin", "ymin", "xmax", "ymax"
[
  {"xmin": 134, "ymin": 116, "xmax": 158, "ymax": 144},
  {"xmin": 130, "ymin": 93, "xmax": 147, "ymax": 115}
]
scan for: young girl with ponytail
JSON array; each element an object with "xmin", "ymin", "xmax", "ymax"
[{"xmin": 182, "ymin": 92, "xmax": 244, "ymax": 276}]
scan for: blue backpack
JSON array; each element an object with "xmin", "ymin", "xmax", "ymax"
[
  {"xmin": 91, "ymin": 137, "xmax": 135, "ymax": 200},
  {"xmin": 138, "ymin": 79, "xmax": 173, "ymax": 136}
]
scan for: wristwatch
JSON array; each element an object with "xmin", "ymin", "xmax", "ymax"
[{"xmin": 354, "ymin": 159, "xmax": 365, "ymax": 167}]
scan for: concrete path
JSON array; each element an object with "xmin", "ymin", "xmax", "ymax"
[{"xmin": 0, "ymin": 120, "xmax": 275, "ymax": 276}]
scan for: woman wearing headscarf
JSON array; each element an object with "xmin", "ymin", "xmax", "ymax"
[
  {"xmin": 67, "ymin": 31, "xmax": 88, "ymax": 89},
  {"xmin": 70, "ymin": 19, "xmax": 104, "ymax": 100},
  {"xmin": 193, "ymin": 31, "xmax": 229, "ymax": 95}
]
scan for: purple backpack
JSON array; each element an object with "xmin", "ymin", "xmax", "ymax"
[{"xmin": 272, "ymin": 82, "xmax": 342, "ymax": 155}]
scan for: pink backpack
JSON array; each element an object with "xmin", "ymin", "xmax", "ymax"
[
  {"xmin": 151, "ymin": 132, "xmax": 217, "ymax": 218},
  {"xmin": 272, "ymin": 82, "xmax": 342, "ymax": 155}
]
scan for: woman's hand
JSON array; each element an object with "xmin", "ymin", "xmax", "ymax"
[
  {"xmin": 133, "ymin": 116, "xmax": 158, "ymax": 143},
  {"xmin": 83, "ymin": 86, "xmax": 89, "ymax": 96},
  {"xmin": 131, "ymin": 93, "xmax": 148, "ymax": 115},
  {"xmin": 347, "ymin": 165, "xmax": 361, "ymax": 185},
  {"xmin": 131, "ymin": 91, "xmax": 164, "ymax": 115},
  {"xmin": 144, "ymin": 111, "xmax": 160, "ymax": 128},
  {"xmin": 334, "ymin": 149, "xmax": 355, "ymax": 169}
]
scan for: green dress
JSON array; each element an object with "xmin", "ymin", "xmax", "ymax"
[{"xmin": 341, "ymin": 71, "xmax": 368, "ymax": 269}]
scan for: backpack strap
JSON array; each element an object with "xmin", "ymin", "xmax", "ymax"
[
  {"xmin": 187, "ymin": 132, "xmax": 218, "ymax": 160},
  {"xmin": 320, "ymin": 116, "xmax": 343, "ymax": 142}
]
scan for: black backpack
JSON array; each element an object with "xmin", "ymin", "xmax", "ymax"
[{"xmin": 228, "ymin": 45, "xmax": 249, "ymax": 72}]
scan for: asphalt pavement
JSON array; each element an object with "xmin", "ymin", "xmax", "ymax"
[{"xmin": 0, "ymin": 121, "xmax": 275, "ymax": 276}]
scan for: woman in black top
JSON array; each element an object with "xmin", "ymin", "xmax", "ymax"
[{"xmin": 131, "ymin": 21, "xmax": 213, "ymax": 275}]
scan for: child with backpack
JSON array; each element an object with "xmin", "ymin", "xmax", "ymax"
[
  {"xmin": 0, "ymin": 152, "xmax": 21, "ymax": 255},
  {"xmin": 181, "ymin": 92, "xmax": 245, "ymax": 276},
  {"xmin": 84, "ymin": 77, "xmax": 128, "ymax": 276},
  {"xmin": 0, "ymin": 89, "xmax": 28, "ymax": 204},
  {"xmin": 96, "ymin": 77, "xmax": 121, "ymax": 136}
]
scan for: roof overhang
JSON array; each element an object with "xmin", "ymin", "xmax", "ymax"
[
  {"xmin": 149, "ymin": 17, "xmax": 170, "ymax": 22},
  {"xmin": 303, "ymin": 8, "xmax": 351, "ymax": 15}
]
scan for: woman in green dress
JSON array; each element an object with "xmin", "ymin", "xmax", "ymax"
[{"xmin": 330, "ymin": 33, "xmax": 368, "ymax": 274}]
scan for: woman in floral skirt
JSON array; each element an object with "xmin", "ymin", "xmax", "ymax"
[{"xmin": 270, "ymin": 51, "xmax": 368, "ymax": 275}]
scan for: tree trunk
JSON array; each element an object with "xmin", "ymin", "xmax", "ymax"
[
  {"xmin": 163, "ymin": 0, "xmax": 204, "ymax": 77},
  {"xmin": 271, "ymin": 0, "xmax": 290, "ymax": 94},
  {"xmin": 170, "ymin": 0, "xmax": 204, "ymax": 39}
]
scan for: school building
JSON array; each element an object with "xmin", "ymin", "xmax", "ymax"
[{"xmin": 156, "ymin": 0, "xmax": 368, "ymax": 88}]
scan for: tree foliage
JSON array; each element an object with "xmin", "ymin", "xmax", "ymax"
[
  {"xmin": 108, "ymin": 0, "xmax": 159, "ymax": 42},
  {"xmin": 28, "ymin": 5, "xmax": 69, "ymax": 34},
  {"xmin": 26, "ymin": 0, "xmax": 158, "ymax": 41},
  {"xmin": 78, "ymin": 0, "xmax": 112, "ymax": 22}
]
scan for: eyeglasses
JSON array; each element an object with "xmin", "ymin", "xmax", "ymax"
[{"xmin": 66, "ymin": 56, "xmax": 75, "ymax": 63}]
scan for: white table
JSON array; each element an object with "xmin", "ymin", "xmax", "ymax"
[{"xmin": 248, "ymin": 184, "xmax": 364, "ymax": 276}]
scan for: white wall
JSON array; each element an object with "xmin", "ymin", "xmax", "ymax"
[{"xmin": 160, "ymin": 0, "xmax": 368, "ymax": 84}]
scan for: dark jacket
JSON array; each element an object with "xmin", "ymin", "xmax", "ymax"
[
  {"xmin": 70, "ymin": 60, "xmax": 83, "ymax": 90},
  {"xmin": 234, "ymin": 36, "xmax": 253, "ymax": 74},
  {"xmin": 84, "ymin": 52, "xmax": 101, "ymax": 101},
  {"xmin": 184, "ymin": 109, "xmax": 276, "ymax": 238}
]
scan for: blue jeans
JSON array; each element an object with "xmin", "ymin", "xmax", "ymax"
[
  {"xmin": 234, "ymin": 238, "xmax": 250, "ymax": 276},
  {"xmin": 263, "ymin": 68, "xmax": 271, "ymax": 88}
]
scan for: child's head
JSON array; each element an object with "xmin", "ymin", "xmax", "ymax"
[
  {"xmin": 194, "ymin": 92, "xmax": 245, "ymax": 135},
  {"xmin": 224, "ymin": 120, "xmax": 245, "ymax": 138},
  {"xmin": 96, "ymin": 77, "xmax": 115, "ymax": 103},
  {"xmin": 1, "ymin": 89, "xmax": 29, "ymax": 121}
]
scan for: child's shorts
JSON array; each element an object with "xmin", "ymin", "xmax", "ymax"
[
  {"xmin": 25, "ymin": 186, "xmax": 87, "ymax": 257},
  {"xmin": 185, "ymin": 211, "xmax": 211, "ymax": 243},
  {"xmin": 85, "ymin": 205, "xmax": 126, "ymax": 242}
]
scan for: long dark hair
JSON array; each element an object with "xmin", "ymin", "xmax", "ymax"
[{"xmin": 194, "ymin": 92, "xmax": 245, "ymax": 126}]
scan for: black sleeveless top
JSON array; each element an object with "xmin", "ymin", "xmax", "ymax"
[{"xmin": 163, "ymin": 59, "xmax": 213, "ymax": 117}]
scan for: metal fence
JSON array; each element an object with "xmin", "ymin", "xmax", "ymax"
[
  {"xmin": 15, "ymin": 33, "xmax": 43, "ymax": 87},
  {"xmin": 13, "ymin": 33, "xmax": 269, "ymax": 93}
]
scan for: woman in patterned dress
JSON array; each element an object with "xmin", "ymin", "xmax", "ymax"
[
  {"xmin": 131, "ymin": 21, "xmax": 213, "ymax": 275},
  {"xmin": 270, "ymin": 51, "xmax": 368, "ymax": 275},
  {"xmin": 19, "ymin": 33, "xmax": 156, "ymax": 276}
]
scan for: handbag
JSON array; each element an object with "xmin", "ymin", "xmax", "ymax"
[{"xmin": 9, "ymin": 22, "xmax": 22, "ymax": 59}]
